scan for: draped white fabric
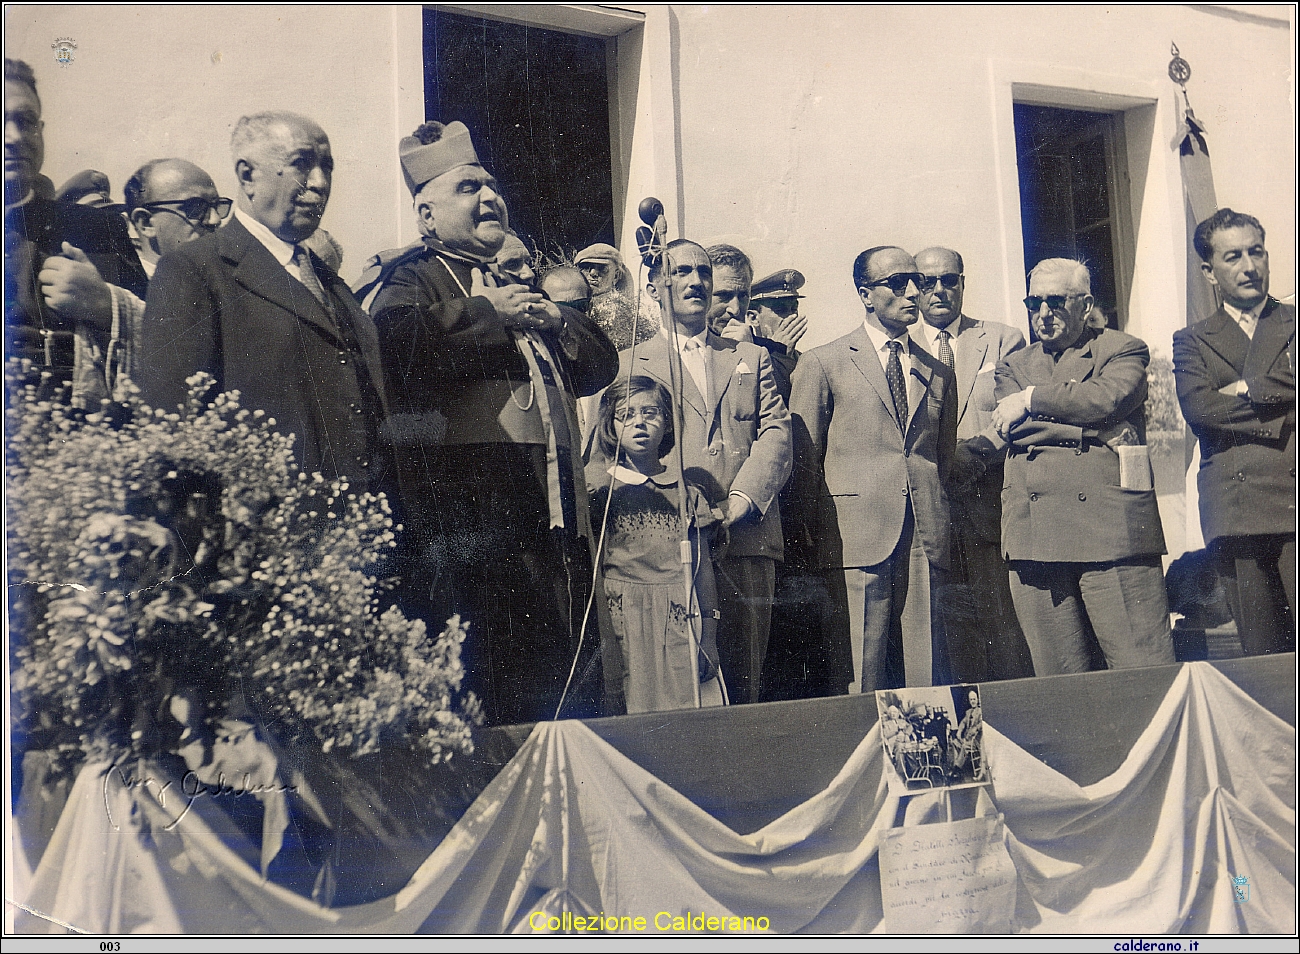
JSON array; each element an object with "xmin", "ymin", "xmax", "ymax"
[{"xmin": 11, "ymin": 662, "xmax": 1294, "ymax": 934}]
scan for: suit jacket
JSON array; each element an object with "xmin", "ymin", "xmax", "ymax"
[
  {"xmin": 139, "ymin": 216, "xmax": 388, "ymax": 487},
  {"xmin": 1172, "ymin": 299, "xmax": 1296, "ymax": 544},
  {"xmin": 591, "ymin": 331, "xmax": 792, "ymax": 561},
  {"xmin": 995, "ymin": 327, "xmax": 1166, "ymax": 563},
  {"xmin": 943, "ymin": 315, "xmax": 1026, "ymax": 542},
  {"xmin": 789, "ymin": 325, "xmax": 956, "ymax": 570}
]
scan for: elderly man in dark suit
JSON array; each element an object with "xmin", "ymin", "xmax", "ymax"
[
  {"xmin": 912, "ymin": 246, "xmax": 1034, "ymax": 682},
  {"xmin": 139, "ymin": 111, "xmax": 387, "ymax": 488},
  {"xmin": 789, "ymin": 246, "xmax": 957, "ymax": 694},
  {"xmin": 993, "ymin": 258, "xmax": 1176, "ymax": 674},
  {"xmin": 592, "ymin": 239, "xmax": 792, "ymax": 704},
  {"xmin": 1174, "ymin": 209, "xmax": 1295, "ymax": 656}
]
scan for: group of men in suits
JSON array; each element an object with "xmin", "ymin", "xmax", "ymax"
[{"xmin": 7, "ymin": 48, "xmax": 1292, "ymax": 723}]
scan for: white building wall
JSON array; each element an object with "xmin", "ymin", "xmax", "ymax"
[{"xmin": 4, "ymin": 4, "xmax": 425, "ymax": 285}]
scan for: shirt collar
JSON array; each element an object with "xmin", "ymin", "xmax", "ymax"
[
  {"xmin": 1223, "ymin": 298, "xmax": 1267, "ymax": 326},
  {"xmin": 235, "ymin": 207, "xmax": 296, "ymax": 267},
  {"xmin": 861, "ymin": 318, "xmax": 911, "ymax": 359},
  {"xmin": 913, "ymin": 315, "xmax": 960, "ymax": 352},
  {"xmin": 608, "ymin": 463, "xmax": 677, "ymax": 488},
  {"xmin": 659, "ymin": 324, "xmax": 709, "ymax": 350}
]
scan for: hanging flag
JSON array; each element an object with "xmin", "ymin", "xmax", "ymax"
[
  {"xmin": 1171, "ymin": 43, "xmax": 1220, "ymax": 328},
  {"xmin": 1169, "ymin": 43, "xmax": 1219, "ymax": 551}
]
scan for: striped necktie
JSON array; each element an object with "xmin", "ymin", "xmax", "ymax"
[{"xmin": 293, "ymin": 244, "xmax": 327, "ymax": 308}]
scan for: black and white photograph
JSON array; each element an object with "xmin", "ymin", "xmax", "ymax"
[
  {"xmin": 877, "ymin": 684, "xmax": 990, "ymax": 794},
  {"xmin": 3, "ymin": 2, "xmax": 1295, "ymax": 941}
]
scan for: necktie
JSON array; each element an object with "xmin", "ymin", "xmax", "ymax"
[
  {"xmin": 681, "ymin": 338, "xmax": 712, "ymax": 407},
  {"xmin": 936, "ymin": 329, "xmax": 955, "ymax": 372},
  {"xmin": 1234, "ymin": 309, "xmax": 1257, "ymax": 340},
  {"xmin": 293, "ymin": 244, "xmax": 327, "ymax": 308},
  {"xmin": 885, "ymin": 339, "xmax": 908, "ymax": 427}
]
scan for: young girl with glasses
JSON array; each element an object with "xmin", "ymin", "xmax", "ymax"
[{"xmin": 589, "ymin": 375, "xmax": 725, "ymax": 713}]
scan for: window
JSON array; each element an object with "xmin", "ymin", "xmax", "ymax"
[
  {"xmin": 1014, "ymin": 103, "xmax": 1134, "ymax": 329},
  {"xmin": 423, "ymin": 8, "xmax": 617, "ymax": 259}
]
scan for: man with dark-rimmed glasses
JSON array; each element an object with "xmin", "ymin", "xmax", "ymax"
[
  {"xmin": 125, "ymin": 159, "xmax": 229, "ymax": 277},
  {"xmin": 789, "ymin": 245, "xmax": 957, "ymax": 694},
  {"xmin": 912, "ymin": 247, "xmax": 1033, "ymax": 683},
  {"xmin": 991, "ymin": 257, "xmax": 1175, "ymax": 676},
  {"xmin": 100, "ymin": 159, "xmax": 231, "ymax": 396}
]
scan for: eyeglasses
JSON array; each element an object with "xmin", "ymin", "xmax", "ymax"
[
  {"xmin": 1023, "ymin": 293, "xmax": 1084, "ymax": 313},
  {"xmin": 141, "ymin": 196, "xmax": 233, "ymax": 225},
  {"xmin": 918, "ymin": 273, "xmax": 963, "ymax": 293},
  {"xmin": 613, "ymin": 405, "xmax": 664, "ymax": 424},
  {"xmin": 864, "ymin": 272, "xmax": 924, "ymax": 295},
  {"xmin": 555, "ymin": 299, "xmax": 591, "ymax": 314}
]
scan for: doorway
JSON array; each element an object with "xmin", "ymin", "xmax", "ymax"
[
  {"xmin": 423, "ymin": 8, "xmax": 618, "ymax": 260},
  {"xmin": 1014, "ymin": 103, "xmax": 1135, "ymax": 330}
]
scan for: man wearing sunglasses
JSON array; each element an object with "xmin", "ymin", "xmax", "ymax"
[
  {"xmin": 991, "ymin": 258, "xmax": 1175, "ymax": 676},
  {"xmin": 912, "ymin": 247, "xmax": 1033, "ymax": 684},
  {"xmin": 789, "ymin": 246, "xmax": 957, "ymax": 695}
]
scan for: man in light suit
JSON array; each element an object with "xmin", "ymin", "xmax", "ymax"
[
  {"xmin": 593, "ymin": 239, "xmax": 792, "ymax": 704},
  {"xmin": 789, "ymin": 246, "xmax": 957, "ymax": 693},
  {"xmin": 912, "ymin": 247, "xmax": 1034, "ymax": 682},
  {"xmin": 140, "ymin": 111, "xmax": 387, "ymax": 489},
  {"xmin": 1174, "ymin": 209, "xmax": 1295, "ymax": 655},
  {"xmin": 993, "ymin": 258, "xmax": 1175, "ymax": 674}
]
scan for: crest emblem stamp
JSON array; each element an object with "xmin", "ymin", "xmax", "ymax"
[{"xmin": 51, "ymin": 36, "xmax": 77, "ymax": 67}]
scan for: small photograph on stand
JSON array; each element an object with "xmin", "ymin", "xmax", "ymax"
[{"xmin": 876, "ymin": 684, "xmax": 990, "ymax": 794}]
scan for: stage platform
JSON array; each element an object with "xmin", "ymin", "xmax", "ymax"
[{"xmin": 482, "ymin": 654, "xmax": 1295, "ymax": 836}]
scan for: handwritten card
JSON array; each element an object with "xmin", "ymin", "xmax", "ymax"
[{"xmin": 879, "ymin": 815, "xmax": 1016, "ymax": 934}]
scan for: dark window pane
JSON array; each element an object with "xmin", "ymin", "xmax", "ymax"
[{"xmin": 424, "ymin": 10, "xmax": 616, "ymax": 257}]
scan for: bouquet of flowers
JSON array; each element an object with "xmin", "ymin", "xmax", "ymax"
[{"xmin": 8, "ymin": 367, "xmax": 479, "ymax": 778}]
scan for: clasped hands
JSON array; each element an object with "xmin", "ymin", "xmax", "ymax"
[{"xmin": 471, "ymin": 267, "xmax": 561, "ymax": 332}]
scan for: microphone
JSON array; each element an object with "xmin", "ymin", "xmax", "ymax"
[
  {"xmin": 638, "ymin": 196, "xmax": 664, "ymax": 226},
  {"xmin": 636, "ymin": 196, "xmax": 667, "ymax": 268}
]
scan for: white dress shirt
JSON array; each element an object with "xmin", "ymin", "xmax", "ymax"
[
  {"xmin": 235, "ymin": 208, "xmax": 314, "ymax": 288},
  {"xmin": 1224, "ymin": 298, "xmax": 1267, "ymax": 340}
]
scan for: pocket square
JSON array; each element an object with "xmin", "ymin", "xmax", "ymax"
[
  {"xmin": 978, "ymin": 362, "xmax": 996, "ymax": 374},
  {"xmin": 735, "ymin": 361, "xmax": 753, "ymax": 375}
]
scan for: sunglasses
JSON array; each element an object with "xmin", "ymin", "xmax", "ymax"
[
  {"xmin": 1023, "ymin": 293, "xmax": 1084, "ymax": 312},
  {"xmin": 863, "ymin": 272, "xmax": 924, "ymax": 295},
  {"xmin": 555, "ymin": 299, "xmax": 591, "ymax": 314},
  {"xmin": 142, "ymin": 196, "xmax": 233, "ymax": 225},
  {"xmin": 918, "ymin": 273, "xmax": 962, "ymax": 293}
]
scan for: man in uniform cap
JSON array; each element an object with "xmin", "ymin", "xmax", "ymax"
[
  {"xmin": 368, "ymin": 121, "xmax": 618, "ymax": 725},
  {"xmin": 746, "ymin": 268, "xmax": 810, "ymax": 403}
]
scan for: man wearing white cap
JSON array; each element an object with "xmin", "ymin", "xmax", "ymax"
[{"xmin": 369, "ymin": 122, "xmax": 618, "ymax": 726}]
